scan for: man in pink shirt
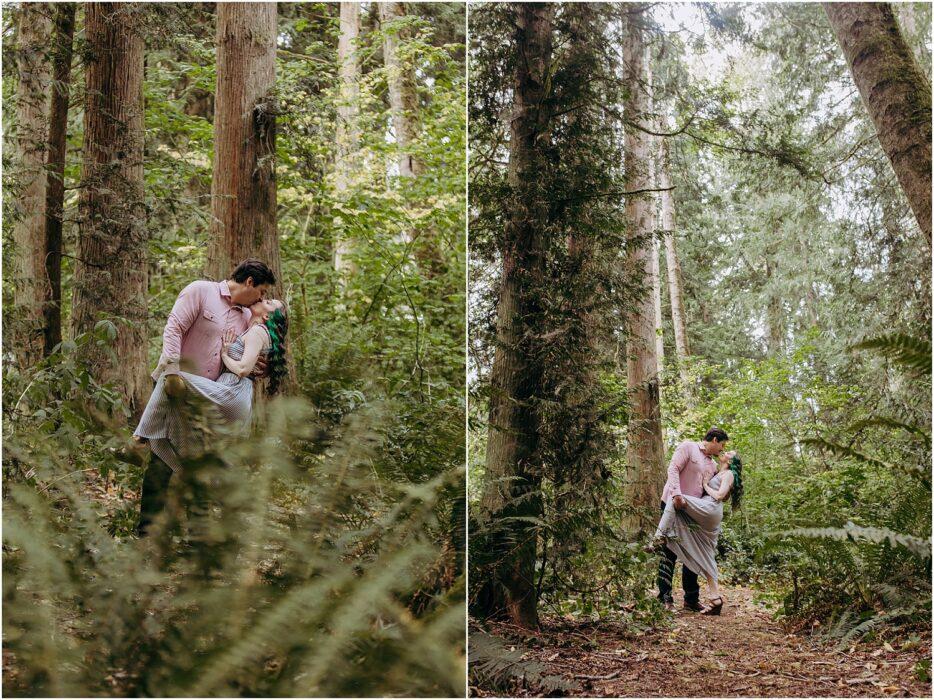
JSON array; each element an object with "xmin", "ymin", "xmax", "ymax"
[
  {"xmin": 136, "ymin": 259, "xmax": 276, "ymax": 536},
  {"xmin": 657, "ymin": 426, "xmax": 729, "ymax": 611}
]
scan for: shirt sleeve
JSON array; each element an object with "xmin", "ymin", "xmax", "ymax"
[
  {"xmin": 153, "ymin": 282, "xmax": 202, "ymax": 379},
  {"xmin": 663, "ymin": 442, "xmax": 690, "ymax": 498}
]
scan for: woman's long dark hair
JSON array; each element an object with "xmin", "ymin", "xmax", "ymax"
[
  {"xmin": 728, "ymin": 454, "xmax": 744, "ymax": 510},
  {"xmin": 263, "ymin": 304, "xmax": 289, "ymax": 396}
]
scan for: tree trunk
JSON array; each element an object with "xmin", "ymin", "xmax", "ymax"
[
  {"xmin": 894, "ymin": 2, "xmax": 931, "ymax": 73},
  {"xmin": 334, "ymin": 1, "xmax": 361, "ymax": 275},
  {"xmin": 379, "ymin": 2, "xmax": 422, "ymax": 178},
  {"xmin": 824, "ymin": 3, "xmax": 932, "ymax": 246},
  {"xmin": 72, "ymin": 2, "xmax": 148, "ymax": 415},
  {"xmin": 12, "ymin": 3, "xmax": 53, "ymax": 368},
  {"xmin": 646, "ymin": 56, "xmax": 664, "ymax": 375},
  {"xmin": 205, "ymin": 2, "xmax": 280, "ymax": 289},
  {"xmin": 765, "ymin": 260, "xmax": 783, "ymax": 355},
  {"xmin": 44, "ymin": 3, "xmax": 76, "ymax": 357},
  {"xmin": 658, "ymin": 114, "xmax": 690, "ymax": 362},
  {"xmin": 479, "ymin": 2, "xmax": 554, "ymax": 630},
  {"xmin": 622, "ymin": 4, "xmax": 666, "ymax": 532}
]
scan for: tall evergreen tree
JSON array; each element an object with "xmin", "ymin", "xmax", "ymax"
[
  {"xmin": 622, "ymin": 3, "xmax": 665, "ymax": 530},
  {"xmin": 205, "ymin": 2, "xmax": 281, "ymax": 288},
  {"xmin": 72, "ymin": 2, "xmax": 149, "ymax": 414},
  {"xmin": 43, "ymin": 3, "xmax": 76, "ymax": 357},
  {"xmin": 479, "ymin": 1, "xmax": 555, "ymax": 629},
  {"xmin": 824, "ymin": 2, "xmax": 932, "ymax": 245},
  {"xmin": 12, "ymin": 3, "xmax": 53, "ymax": 368},
  {"xmin": 379, "ymin": 2, "xmax": 422, "ymax": 179},
  {"xmin": 334, "ymin": 1, "xmax": 361, "ymax": 275}
]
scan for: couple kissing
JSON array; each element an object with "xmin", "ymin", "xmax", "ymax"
[
  {"xmin": 649, "ymin": 426, "xmax": 744, "ymax": 616},
  {"xmin": 130, "ymin": 259, "xmax": 289, "ymax": 536}
]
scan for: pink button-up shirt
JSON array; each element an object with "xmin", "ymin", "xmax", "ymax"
[
  {"xmin": 152, "ymin": 280, "xmax": 251, "ymax": 381},
  {"xmin": 661, "ymin": 440, "xmax": 717, "ymax": 503}
]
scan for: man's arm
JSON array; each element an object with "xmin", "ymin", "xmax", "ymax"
[
  {"xmin": 153, "ymin": 282, "xmax": 202, "ymax": 379},
  {"xmin": 662, "ymin": 442, "xmax": 690, "ymax": 506}
]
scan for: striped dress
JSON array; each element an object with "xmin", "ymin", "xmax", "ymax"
[
  {"xmin": 134, "ymin": 327, "xmax": 270, "ymax": 472},
  {"xmin": 654, "ymin": 470, "xmax": 727, "ymax": 587}
]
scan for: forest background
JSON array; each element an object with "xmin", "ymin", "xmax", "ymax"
[
  {"xmin": 2, "ymin": 2, "xmax": 466, "ymax": 697},
  {"xmin": 467, "ymin": 2, "xmax": 932, "ymax": 695}
]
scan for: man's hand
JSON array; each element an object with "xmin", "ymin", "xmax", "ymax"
[
  {"xmin": 673, "ymin": 495, "xmax": 686, "ymax": 511},
  {"xmin": 249, "ymin": 354, "xmax": 269, "ymax": 379}
]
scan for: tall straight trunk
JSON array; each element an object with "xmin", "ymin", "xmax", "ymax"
[
  {"xmin": 44, "ymin": 3, "xmax": 76, "ymax": 357},
  {"xmin": 206, "ymin": 2, "xmax": 280, "ymax": 288},
  {"xmin": 651, "ymin": 238, "xmax": 664, "ymax": 371},
  {"xmin": 765, "ymin": 260, "xmax": 783, "ymax": 354},
  {"xmin": 12, "ymin": 3, "xmax": 53, "ymax": 368},
  {"xmin": 622, "ymin": 4, "xmax": 665, "ymax": 531},
  {"xmin": 658, "ymin": 114, "xmax": 690, "ymax": 362},
  {"xmin": 334, "ymin": 1, "xmax": 361, "ymax": 274},
  {"xmin": 72, "ymin": 2, "xmax": 148, "ymax": 415},
  {"xmin": 646, "ymin": 55, "xmax": 664, "ymax": 375},
  {"xmin": 479, "ymin": 2, "xmax": 554, "ymax": 629},
  {"xmin": 379, "ymin": 2, "xmax": 422, "ymax": 178},
  {"xmin": 824, "ymin": 3, "xmax": 932, "ymax": 245}
]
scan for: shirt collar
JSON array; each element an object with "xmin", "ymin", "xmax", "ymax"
[{"xmin": 219, "ymin": 280, "xmax": 246, "ymax": 310}]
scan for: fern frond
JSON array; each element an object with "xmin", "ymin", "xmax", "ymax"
[
  {"xmin": 851, "ymin": 334, "xmax": 932, "ymax": 376},
  {"xmin": 784, "ymin": 522, "xmax": 931, "ymax": 559},
  {"xmin": 468, "ymin": 626, "xmax": 580, "ymax": 695},
  {"xmin": 799, "ymin": 437, "xmax": 930, "ymax": 489}
]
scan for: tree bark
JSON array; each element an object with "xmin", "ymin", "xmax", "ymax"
[
  {"xmin": 334, "ymin": 1, "xmax": 361, "ymax": 275},
  {"xmin": 43, "ymin": 3, "xmax": 76, "ymax": 357},
  {"xmin": 205, "ymin": 2, "xmax": 281, "ymax": 289},
  {"xmin": 658, "ymin": 114, "xmax": 690, "ymax": 362},
  {"xmin": 12, "ymin": 3, "xmax": 53, "ymax": 368},
  {"xmin": 479, "ymin": 2, "xmax": 554, "ymax": 630},
  {"xmin": 622, "ymin": 4, "xmax": 666, "ymax": 532},
  {"xmin": 72, "ymin": 2, "xmax": 148, "ymax": 415},
  {"xmin": 646, "ymin": 56, "xmax": 665, "ymax": 375},
  {"xmin": 824, "ymin": 2, "xmax": 932, "ymax": 246},
  {"xmin": 379, "ymin": 2, "xmax": 422, "ymax": 178}
]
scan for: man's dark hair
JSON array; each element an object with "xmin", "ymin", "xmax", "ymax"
[
  {"xmin": 230, "ymin": 259, "xmax": 275, "ymax": 287},
  {"xmin": 705, "ymin": 426, "xmax": 729, "ymax": 443}
]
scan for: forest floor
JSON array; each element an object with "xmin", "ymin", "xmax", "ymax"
[{"xmin": 478, "ymin": 587, "xmax": 931, "ymax": 698}]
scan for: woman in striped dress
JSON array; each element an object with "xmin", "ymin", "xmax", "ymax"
[{"xmin": 133, "ymin": 298, "xmax": 289, "ymax": 472}]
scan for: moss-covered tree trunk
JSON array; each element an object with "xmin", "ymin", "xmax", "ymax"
[
  {"xmin": 478, "ymin": 1, "xmax": 554, "ymax": 629},
  {"xmin": 824, "ymin": 2, "xmax": 932, "ymax": 246},
  {"xmin": 205, "ymin": 2, "xmax": 280, "ymax": 289},
  {"xmin": 12, "ymin": 3, "xmax": 53, "ymax": 368},
  {"xmin": 72, "ymin": 2, "xmax": 148, "ymax": 415},
  {"xmin": 622, "ymin": 4, "xmax": 666, "ymax": 532},
  {"xmin": 43, "ymin": 3, "xmax": 76, "ymax": 357}
]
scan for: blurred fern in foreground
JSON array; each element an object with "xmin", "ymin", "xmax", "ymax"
[{"xmin": 3, "ymin": 339, "xmax": 464, "ymax": 697}]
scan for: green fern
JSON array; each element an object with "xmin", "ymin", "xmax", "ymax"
[
  {"xmin": 851, "ymin": 334, "xmax": 932, "ymax": 376},
  {"xmin": 785, "ymin": 522, "xmax": 931, "ymax": 559},
  {"xmin": 468, "ymin": 625, "xmax": 580, "ymax": 695}
]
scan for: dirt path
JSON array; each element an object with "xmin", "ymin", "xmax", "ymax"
[{"xmin": 479, "ymin": 587, "xmax": 931, "ymax": 697}]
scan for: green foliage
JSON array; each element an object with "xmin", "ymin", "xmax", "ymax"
[
  {"xmin": 667, "ymin": 332, "xmax": 931, "ymax": 643},
  {"xmin": 468, "ymin": 626, "xmax": 580, "ymax": 696},
  {"xmin": 4, "ymin": 390, "xmax": 464, "ymax": 697},
  {"xmin": 3, "ymin": 4, "xmax": 466, "ymax": 695}
]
